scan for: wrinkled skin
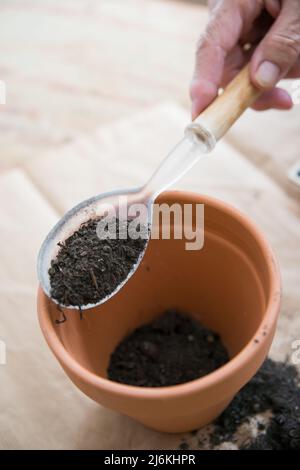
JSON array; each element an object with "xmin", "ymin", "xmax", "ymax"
[{"xmin": 190, "ymin": 0, "xmax": 300, "ymax": 117}]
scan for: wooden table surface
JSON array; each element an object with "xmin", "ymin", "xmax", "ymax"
[{"xmin": 0, "ymin": 0, "xmax": 206, "ymax": 170}]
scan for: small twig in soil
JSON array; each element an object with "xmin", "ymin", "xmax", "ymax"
[
  {"xmin": 55, "ymin": 306, "xmax": 67, "ymax": 324},
  {"xmin": 89, "ymin": 267, "xmax": 99, "ymax": 291},
  {"xmin": 79, "ymin": 306, "xmax": 83, "ymax": 321}
]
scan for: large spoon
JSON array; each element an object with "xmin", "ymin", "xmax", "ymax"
[{"xmin": 38, "ymin": 65, "xmax": 261, "ymax": 310}]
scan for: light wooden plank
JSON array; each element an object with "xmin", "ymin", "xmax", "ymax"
[{"xmin": 0, "ymin": 0, "xmax": 207, "ymax": 169}]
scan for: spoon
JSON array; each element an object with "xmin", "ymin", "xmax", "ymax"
[{"xmin": 38, "ymin": 65, "xmax": 261, "ymax": 310}]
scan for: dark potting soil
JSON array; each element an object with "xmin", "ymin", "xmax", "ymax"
[
  {"xmin": 180, "ymin": 358, "xmax": 300, "ymax": 450},
  {"xmin": 107, "ymin": 310, "xmax": 229, "ymax": 387},
  {"xmin": 212, "ymin": 358, "xmax": 300, "ymax": 450},
  {"xmin": 49, "ymin": 217, "xmax": 148, "ymax": 307}
]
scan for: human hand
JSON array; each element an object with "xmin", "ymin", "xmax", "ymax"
[{"xmin": 190, "ymin": 0, "xmax": 300, "ymax": 118}]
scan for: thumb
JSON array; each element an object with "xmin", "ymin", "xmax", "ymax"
[{"xmin": 251, "ymin": 0, "xmax": 300, "ymax": 89}]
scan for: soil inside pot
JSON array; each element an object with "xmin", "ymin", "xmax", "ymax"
[
  {"xmin": 107, "ymin": 310, "xmax": 229, "ymax": 387},
  {"xmin": 49, "ymin": 216, "xmax": 148, "ymax": 307}
]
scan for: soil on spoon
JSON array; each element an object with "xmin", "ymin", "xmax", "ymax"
[
  {"xmin": 49, "ymin": 216, "xmax": 148, "ymax": 307},
  {"xmin": 107, "ymin": 310, "xmax": 229, "ymax": 387}
]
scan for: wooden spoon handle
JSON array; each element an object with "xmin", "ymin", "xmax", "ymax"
[{"xmin": 190, "ymin": 64, "xmax": 262, "ymax": 144}]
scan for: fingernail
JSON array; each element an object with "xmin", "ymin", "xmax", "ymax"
[{"xmin": 255, "ymin": 61, "xmax": 280, "ymax": 88}]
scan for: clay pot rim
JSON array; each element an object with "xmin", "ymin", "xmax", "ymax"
[{"xmin": 38, "ymin": 190, "xmax": 281, "ymax": 400}]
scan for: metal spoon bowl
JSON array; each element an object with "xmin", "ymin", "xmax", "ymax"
[
  {"xmin": 39, "ymin": 186, "xmax": 156, "ymax": 309},
  {"xmin": 38, "ymin": 129, "xmax": 212, "ymax": 310}
]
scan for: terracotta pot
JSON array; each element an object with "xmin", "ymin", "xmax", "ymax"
[{"xmin": 37, "ymin": 191, "xmax": 281, "ymax": 433}]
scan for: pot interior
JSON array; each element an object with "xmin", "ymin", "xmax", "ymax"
[{"xmin": 48, "ymin": 193, "xmax": 270, "ymax": 379}]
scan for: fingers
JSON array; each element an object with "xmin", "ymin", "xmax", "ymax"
[
  {"xmin": 251, "ymin": 0, "xmax": 300, "ymax": 89},
  {"xmin": 240, "ymin": 8, "xmax": 274, "ymax": 45},
  {"xmin": 190, "ymin": 44, "xmax": 247, "ymax": 118},
  {"xmin": 220, "ymin": 45, "xmax": 251, "ymax": 87},
  {"xmin": 286, "ymin": 58, "xmax": 300, "ymax": 78},
  {"xmin": 251, "ymin": 87, "xmax": 293, "ymax": 110},
  {"xmin": 191, "ymin": 0, "xmax": 300, "ymax": 117},
  {"xmin": 265, "ymin": 0, "xmax": 281, "ymax": 18},
  {"xmin": 190, "ymin": 1, "xmax": 245, "ymax": 118}
]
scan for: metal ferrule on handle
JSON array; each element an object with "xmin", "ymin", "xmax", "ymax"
[{"xmin": 186, "ymin": 65, "xmax": 262, "ymax": 149}]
